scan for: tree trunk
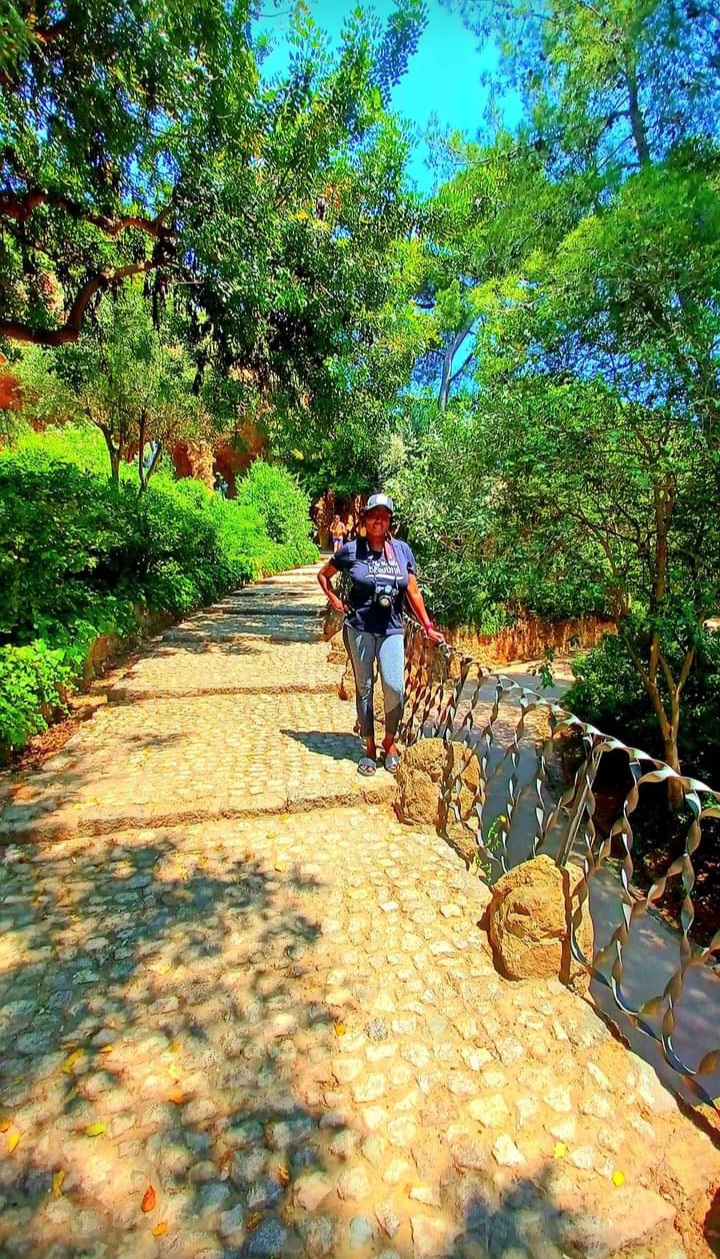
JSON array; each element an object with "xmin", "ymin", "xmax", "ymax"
[
  {"xmin": 438, "ymin": 318, "xmax": 475, "ymax": 411},
  {"xmin": 622, "ymin": 634, "xmax": 685, "ymax": 813},
  {"xmin": 100, "ymin": 428, "xmax": 122, "ymax": 489},
  {"xmin": 625, "ymin": 56, "xmax": 650, "ymax": 164},
  {"xmin": 139, "ymin": 442, "xmax": 163, "ymax": 495},
  {"xmin": 662, "ymin": 725, "xmax": 684, "ymax": 812},
  {"xmin": 138, "ymin": 411, "xmax": 147, "ymax": 491}
]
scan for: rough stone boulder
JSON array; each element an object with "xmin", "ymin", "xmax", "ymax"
[
  {"xmin": 394, "ymin": 737, "xmax": 446, "ymax": 827},
  {"xmin": 394, "ymin": 739, "xmax": 481, "ymax": 864},
  {"xmin": 487, "ymin": 854, "xmax": 593, "ymax": 994}
]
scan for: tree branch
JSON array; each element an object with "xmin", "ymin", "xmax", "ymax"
[
  {"xmin": 0, "ymin": 260, "xmax": 157, "ymax": 346},
  {"xmin": 0, "ymin": 189, "xmax": 172, "ymax": 240},
  {"xmin": 449, "ymin": 345, "xmax": 477, "ymax": 386}
]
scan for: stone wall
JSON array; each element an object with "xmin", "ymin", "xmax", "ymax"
[
  {"xmin": 446, "ymin": 612, "xmax": 615, "ymax": 665},
  {"xmin": 171, "ymin": 440, "xmax": 215, "ymax": 488}
]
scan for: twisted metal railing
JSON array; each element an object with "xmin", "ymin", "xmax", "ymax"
[{"xmin": 397, "ymin": 619, "xmax": 720, "ymax": 1109}]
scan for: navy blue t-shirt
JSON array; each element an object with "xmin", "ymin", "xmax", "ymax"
[{"xmin": 332, "ymin": 537, "xmax": 416, "ymax": 636}]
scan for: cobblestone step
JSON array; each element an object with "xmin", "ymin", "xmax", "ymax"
[
  {"xmin": 0, "ymin": 782, "xmax": 396, "ymax": 843},
  {"xmin": 107, "ymin": 681, "xmax": 341, "ymax": 702}
]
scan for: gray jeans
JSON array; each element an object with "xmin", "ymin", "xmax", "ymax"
[{"xmin": 343, "ymin": 624, "xmax": 405, "ymax": 740}]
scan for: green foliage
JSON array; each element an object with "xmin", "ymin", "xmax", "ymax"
[
  {"xmin": 387, "ymin": 3, "xmax": 720, "ymax": 778},
  {"xmin": 446, "ymin": 0, "xmax": 719, "ymax": 173},
  {"xmin": 234, "ymin": 461, "xmax": 317, "ymax": 568},
  {"xmin": 566, "ymin": 631, "xmax": 720, "ymax": 787},
  {"xmin": 385, "ymin": 394, "xmax": 600, "ymax": 629},
  {"xmin": 12, "ymin": 285, "xmax": 210, "ymax": 485},
  {"xmin": 386, "ymin": 398, "xmax": 497, "ymax": 625},
  {"xmin": 0, "ymin": 431, "xmax": 317, "ymax": 750},
  {"xmin": 0, "ymin": 0, "xmax": 426, "ymax": 458},
  {"xmin": 7, "ymin": 423, "xmax": 118, "ymax": 476},
  {"xmin": 0, "ymin": 641, "xmax": 72, "ymax": 750}
]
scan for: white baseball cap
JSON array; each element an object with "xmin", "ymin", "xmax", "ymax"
[{"xmin": 363, "ymin": 493, "xmax": 395, "ymax": 516}]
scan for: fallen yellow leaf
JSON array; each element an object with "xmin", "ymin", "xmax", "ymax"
[
  {"xmin": 62, "ymin": 1049, "xmax": 85, "ymax": 1075},
  {"xmin": 277, "ymin": 1164, "xmax": 290, "ymax": 1186},
  {"xmin": 612, "ymin": 1170, "xmax": 626, "ymax": 1187},
  {"xmin": 99, "ymin": 1044, "xmax": 114, "ymax": 1055},
  {"xmin": 84, "ymin": 1122, "xmax": 106, "ymax": 1137},
  {"xmin": 168, "ymin": 1088, "xmax": 186, "ymax": 1105},
  {"xmin": 168, "ymin": 1063, "xmax": 180, "ymax": 1081},
  {"xmin": 152, "ymin": 1221, "xmax": 169, "ymax": 1237},
  {"xmin": 553, "ymin": 1142, "xmax": 567, "ymax": 1159},
  {"xmin": 246, "ymin": 1212, "xmax": 263, "ymax": 1232},
  {"xmin": 7, "ymin": 1128, "xmax": 20, "ymax": 1154},
  {"xmin": 274, "ymin": 861, "xmax": 288, "ymax": 872},
  {"xmin": 334, "ymin": 1022, "xmax": 346, "ymax": 1036},
  {"xmin": 0, "ymin": 1118, "xmax": 11, "ymax": 1133},
  {"xmin": 52, "ymin": 1169, "xmax": 65, "ymax": 1198}
]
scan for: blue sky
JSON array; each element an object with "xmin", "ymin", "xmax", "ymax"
[{"xmin": 256, "ymin": 0, "xmax": 518, "ymax": 190}]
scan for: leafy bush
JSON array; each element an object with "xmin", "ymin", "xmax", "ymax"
[
  {"xmin": 565, "ymin": 631, "xmax": 720, "ymax": 786},
  {"xmin": 8, "ymin": 422, "xmax": 125, "ymax": 476},
  {"xmin": 235, "ymin": 461, "xmax": 318, "ymax": 568},
  {"xmin": 0, "ymin": 642, "xmax": 73, "ymax": 748},
  {"xmin": 0, "ymin": 432, "xmax": 318, "ymax": 751}
]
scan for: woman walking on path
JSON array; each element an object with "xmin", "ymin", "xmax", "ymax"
[{"xmin": 318, "ymin": 493, "xmax": 444, "ymax": 775}]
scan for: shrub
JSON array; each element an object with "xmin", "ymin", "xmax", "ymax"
[
  {"xmin": 235, "ymin": 460, "xmax": 318, "ymax": 568},
  {"xmin": 0, "ymin": 445, "xmax": 141, "ymax": 641},
  {"xmin": 0, "ymin": 433, "xmax": 318, "ymax": 751},
  {"xmin": 0, "ymin": 641, "xmax": 73, "ymax": 748},
  {"xmin": 565, "ymin": 630, "xmax": 720, "ymax": 786}
]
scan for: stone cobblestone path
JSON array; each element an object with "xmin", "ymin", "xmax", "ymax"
[{"xmin": 1, "ymin": 567, "xmax": 718, "ymax": 1259}]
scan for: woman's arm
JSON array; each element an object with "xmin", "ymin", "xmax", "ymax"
[
  {"xmin": 317, "ymin": 559, "xmax": 347, "ymax": 615},
  {"xmin": 406, "ymin": 573, "xmax": 445, "ymax": 643}
]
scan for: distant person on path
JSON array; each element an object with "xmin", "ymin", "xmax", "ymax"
[
  {"xmin": 330, "ymin": 514, "xmax": 347, "ymax": 553},
  {"xmin": 318, "ymin": 493, "xmax": 444, "ymax": 776}
]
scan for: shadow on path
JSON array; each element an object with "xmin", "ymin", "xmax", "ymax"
[
  {"xmin": 0, "ymin": 830, "xmax": 601, "ymax": 1259},
  {"xmin": 281, "ymin": 728, "xmax": 361, "ymax": 764}
]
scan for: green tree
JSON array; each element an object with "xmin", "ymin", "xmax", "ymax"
[
  {"xmin": 0, "ymin": 0, "xmax": 426, "ymax": 397},
  {"xmin": 445, "ymin": 0, "xmax": 719, "ymax": 173},
  {"xmin": 398, "ymin": 1, "xmax": 720, "ymax": 780},
  {"xmin": 407, "ymin": 136, "xmax": 575, "ymax": 409},
  {"xmin": 14, "ymin": 284, "xmax": 208, "ymax": 488},
  {"xmin": 0, "ymin": 0, "xmax": 252, "ymax": 343}
]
